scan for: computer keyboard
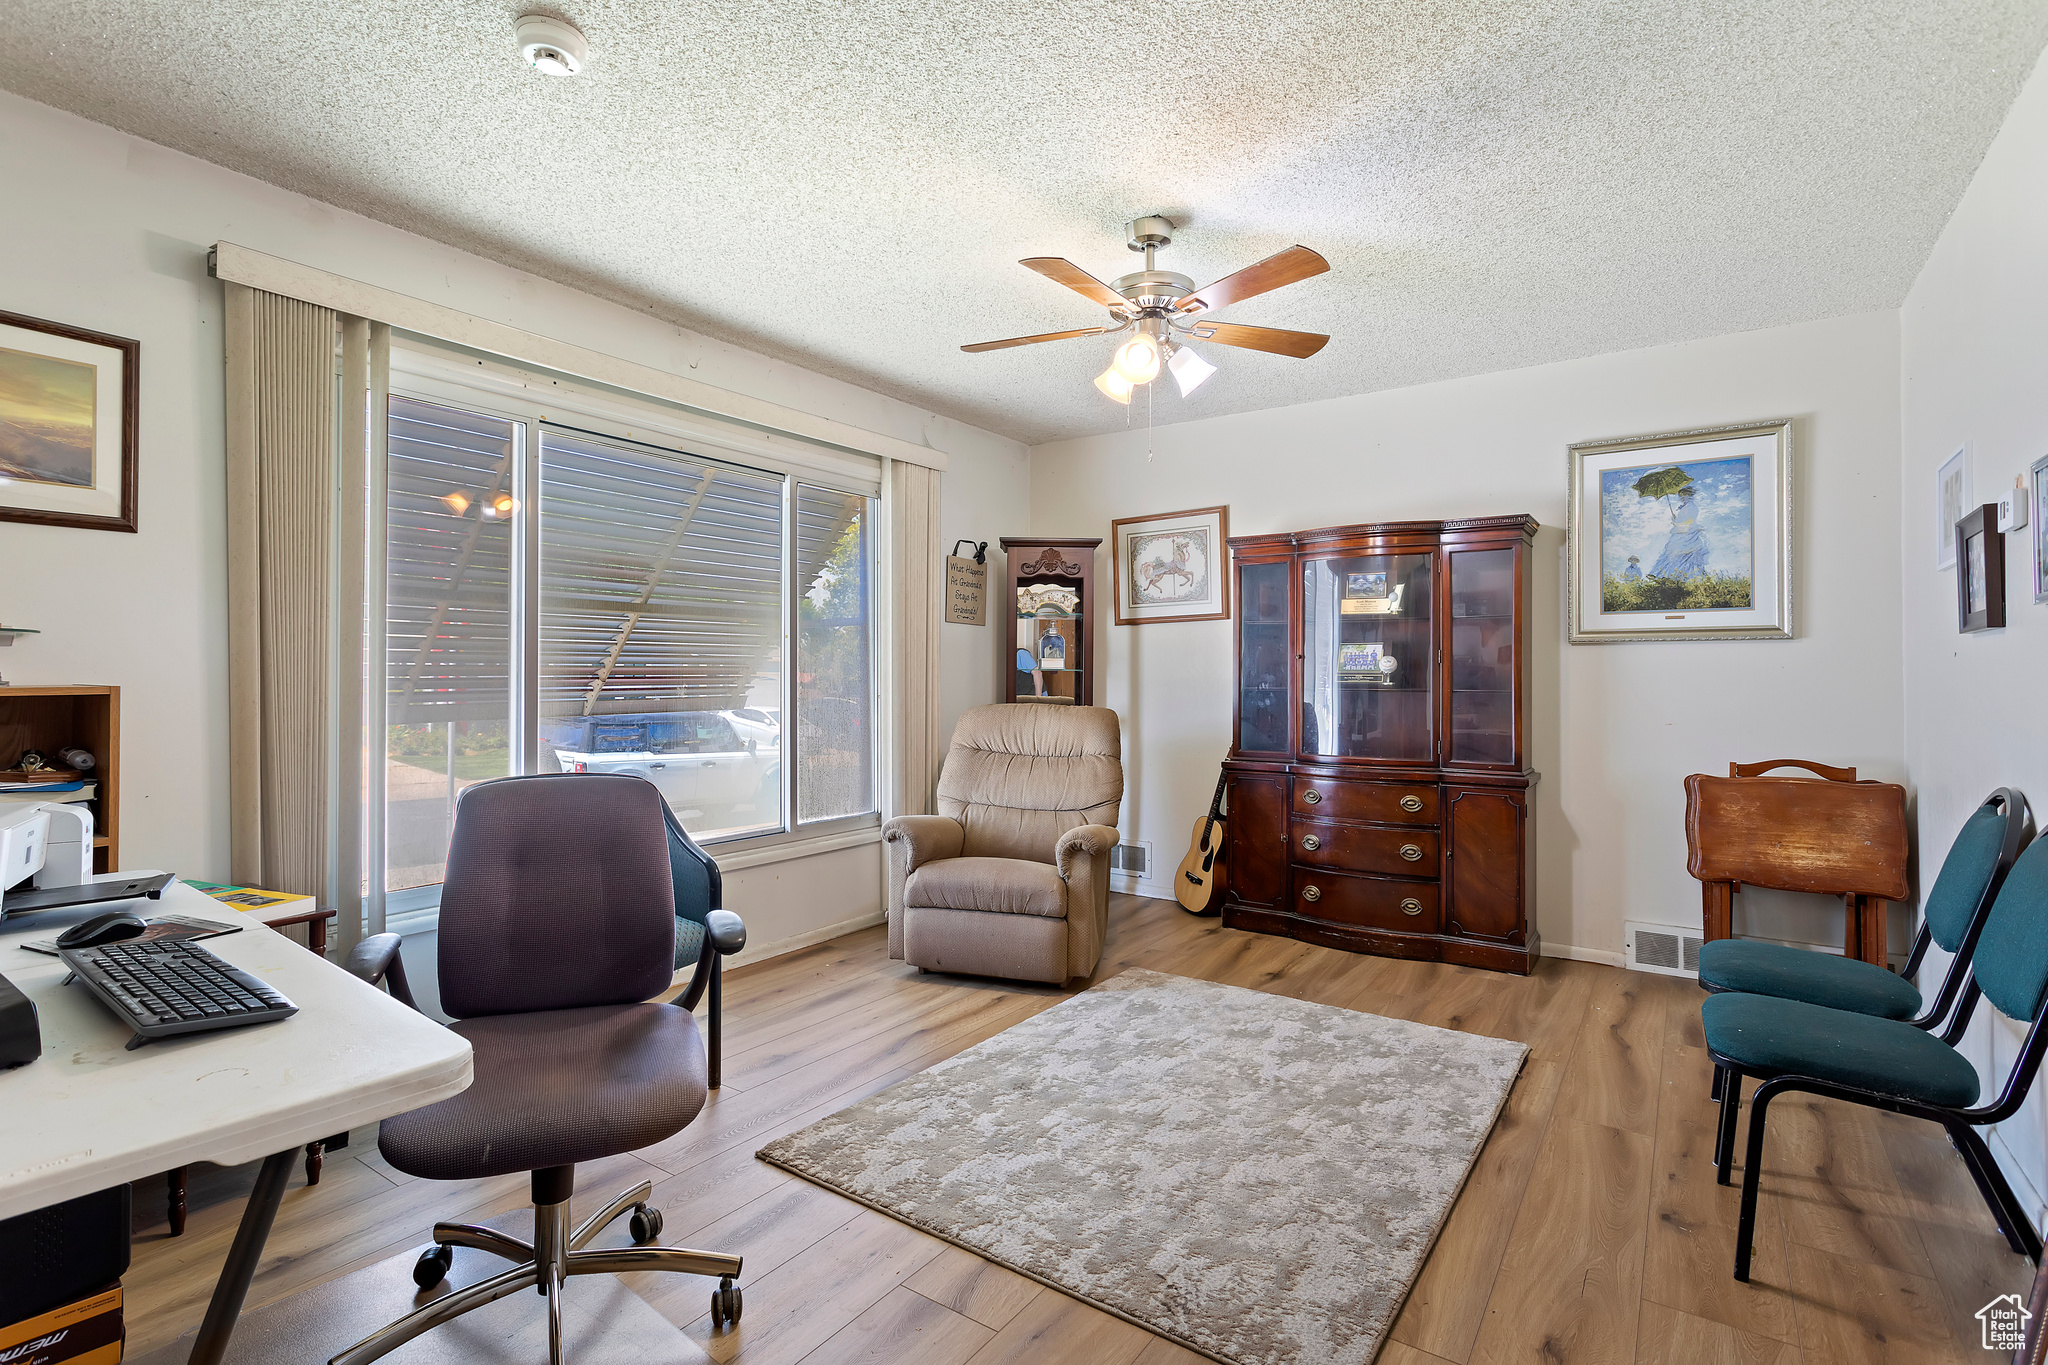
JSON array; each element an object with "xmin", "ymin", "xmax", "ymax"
[{"xmin": 61, "ymin": 938, "xmax": 297, "ymax": 1050}]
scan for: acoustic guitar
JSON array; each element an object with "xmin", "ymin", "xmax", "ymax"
[{"xmin": 1174, "ymin": 772, "xmax": 1228, "ymax": 915}]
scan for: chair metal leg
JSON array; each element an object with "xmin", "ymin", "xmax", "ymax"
[
  {"xmin": 432, "ymin": 1222, "xmax": 534, "ymax": 1264},
  {"xmin": 330, "ymin": 1181, "xmax": 741, "ymax": 1365},
  {"xmin": 1734, "ymin": 1080, "xmax": 1783, "ymax": 1282},
  {"xmin": 1714, "ymin": 1067, "xmax": 1741, "ymax": 1185},
  {"xmin": 1950, "ymin": 1122, "xmax": 2043, "ymax": 1261},
  {"xmin": 1710, "ymin": 1063, "xmax": 1725, "ymax": 1103},
  {"xmin": 570, "ymin": 1180, "xmax": 653, "ymax": 1250},
  {"xmin": 327, "ymin": 1260, "xmax": 540, "ymax": 1365},
  {"xmin": 566, "ymin": 1246, "xmax": 744, "ymax": 1279}
]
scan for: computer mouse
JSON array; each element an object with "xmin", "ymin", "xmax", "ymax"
[{"xmin": 55, "ymin": 910, "xmax": 147, "ymax": 950}]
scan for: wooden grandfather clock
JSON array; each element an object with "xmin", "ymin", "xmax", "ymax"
[{"xmin": 998, "ymin": 537, "xmax": 1101, "ymax": 707}]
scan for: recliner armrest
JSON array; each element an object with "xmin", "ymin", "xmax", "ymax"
[
  {"xmin": 705, "ymin": 909, "xmax": 747, "ymax": 956},
  {"xmin": 1055, "ymin": 824, "xmax": 1120, "ymax": 882},
  {"xmin": 883, "ymin": 815, "xmax": 965, "ymax": 874}
]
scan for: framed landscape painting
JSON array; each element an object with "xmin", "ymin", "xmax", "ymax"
[
  {"xmin": 0, "ymin": 309, "xmax": 139, "ymax": 533},
  {"xmin": 1567, "ymin": 418, "xmax": 1792, "ymax": 643},
  {"xmin": 1110, "ymin": 505, "xmax": 1229, "ymax": 625}
]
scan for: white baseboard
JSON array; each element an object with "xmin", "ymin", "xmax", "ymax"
[
  {"xmin": 1541, "ymin": 942, "xmax": 1626, "ymax": 968},
  {"xmin": 715, "ymin": 909, "xmax": 887, "ymax": 975}
]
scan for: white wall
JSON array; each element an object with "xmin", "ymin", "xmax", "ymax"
[
  {"xmin": 1900, "ymin": 49, "xmax": 2048, "ymax": 1223},
  {"xmin": 1031, "ymin": 311, "xmax": 1906, "ymax": 963},
  {"xmin": 0, "ymin": 91, "xmax": 1026, "ymax": 957}
]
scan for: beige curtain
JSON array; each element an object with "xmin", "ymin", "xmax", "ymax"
[
  {"xmin": 889, "ymin": 460, "xmax": 943, "ymax": 817},
  {"xmin": 224, "ymin": 285, "xmax": 381, "ymax": 951}
]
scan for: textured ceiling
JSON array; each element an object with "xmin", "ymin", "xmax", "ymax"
[{"xmin": 4, "ymin": 2, "xmax": 2045, "ymax": 445}]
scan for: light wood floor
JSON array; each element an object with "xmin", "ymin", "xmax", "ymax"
[{"xmin": 126, "ymin": 894, "xmax": 2026, "ymax": 1363}]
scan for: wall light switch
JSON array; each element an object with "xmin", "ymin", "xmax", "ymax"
[{"xmin": 1999, "ymin": 486, "xmax": 2029, "ymax": 533}]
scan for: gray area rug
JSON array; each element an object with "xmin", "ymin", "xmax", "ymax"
[{"xmin": 758, "ymin": 967, "xmax": 1527, "ymax": 1365}]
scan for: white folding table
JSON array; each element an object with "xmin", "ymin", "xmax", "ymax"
[{"xmin": 0, "ymin": 878, "xmax": 472, "ymax": 1364}]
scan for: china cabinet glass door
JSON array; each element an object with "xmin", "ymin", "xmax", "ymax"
[
  {"xmin": 1301, "ymin": 553, "xmax": 1433, "ymax": 762},
  {"xmin": 1236, "ymin": 559, "xmax": 1291, "ymax": 752},
  {"xmin": 1448, "ymin": 547, "xmax": 1516, "ymax": 764}
]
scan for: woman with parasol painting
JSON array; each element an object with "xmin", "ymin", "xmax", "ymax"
[{"xmin": 1634, "ymin": 466, "xmax": 1710, "ymax": 579}]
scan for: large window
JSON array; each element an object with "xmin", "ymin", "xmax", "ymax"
[
  {"xmin": 377, "ymin": 382, "xmax": 877, "ymax": 909},
  {"xmin": 384, "ymin": 397, "xmax": 516, "ymax": 892}
]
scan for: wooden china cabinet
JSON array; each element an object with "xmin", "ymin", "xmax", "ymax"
[{"xmin": 1222, "ymin": 515, "xmax": 1540, "ymax": 974}]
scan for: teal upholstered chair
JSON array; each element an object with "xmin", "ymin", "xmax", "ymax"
[
  {"xmin": 1703, "ymin": 824, "xmax": 2048, "ymax": 1280},
  {"xmin": 662, "ymin": 801, "xmax": 746, "ymax": 1088},
  {"xmin": 1699, "ymin": 788, "xmax": 2029, "ymax": 1029}
]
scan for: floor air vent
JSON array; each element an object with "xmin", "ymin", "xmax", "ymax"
[
  {"xmin": 1625, "ymin": 921, "xmax": 1704, "ymax": 978},
  {"xmin": 1110, "ymin": 842, "xmax": 1150, "ymax": 877}
]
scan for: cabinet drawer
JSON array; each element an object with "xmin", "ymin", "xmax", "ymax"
[
  {"xmin": 1293, "ymin": 778, "xmax": 1438, "ymax": 826},
  {"xmin": 1291, "ymin": 869, "xmax": 1440, "ymax": 933},
  {"xmin": 1290, "ymin": 820, "xmax": 1440, "ymax": 878}
]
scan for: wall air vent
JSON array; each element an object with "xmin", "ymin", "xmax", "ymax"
[
  {"xmin": 1625, "ymin": 921, "xmax": 1704, "ymax": 978},
  {"xmin": 1110, "ymin": 842, "xmax": 1150, "ymax": 876}
]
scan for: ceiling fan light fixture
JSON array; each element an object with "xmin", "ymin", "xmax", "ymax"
[
  {"xmin": 1093, "ymin": 367, "xmax": 1134, "ymax": 404},
  {"xmin": 1111, "ymin": 333, "xmax": 1162, "ymax": 384},
  {"xmin": 1168, "ymin": 343, "xmax": 1217, "ymax": 397}
]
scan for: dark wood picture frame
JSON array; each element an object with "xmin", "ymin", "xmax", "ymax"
[
  {"xmin": 1957, "ymin": 503, "xmax": 2005, "ymax": 633},
  {"xmin": 1109, "ymin": 505, "xmax": 1231, "ymax": 626},
  {"xmin": 0, "ymin": 308, "xmax": 140, "ymax": 534}
]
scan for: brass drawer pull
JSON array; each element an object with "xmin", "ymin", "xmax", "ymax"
[
  {"xmin": 1300, "ymin": 834, "xmax": 1322, "ymax": 852},
  {"xmin": 1400, "ymin": 843, "xmax": 1423, "ymax": 861},
  {"xmin": 1400, "ymin": 897, "xmax": 1423, "ymax": 916},
  {"xmin": 1302, "ymin": 789, "xmax": 1322, "ymax": 805},
  {"xmin": 1302, "ymin": 885, "xmax": 1322, "ymax": 903},
  {"xmin": 1399, "ymin": 794, "xmax": 1424, "ymax": 812}
]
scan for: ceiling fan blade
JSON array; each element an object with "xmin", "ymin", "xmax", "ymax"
[
  {"xmin": 1184, "ymin": 321, "xmax": 1329, "ymax": 359},
  {"xmin": 1173, "ymin": 245, "xmax": 1330, "ymax": 316},
  {"xmin": 1020, "ymin": 258, "xmax": 1129, "ymax": 309},
  {"xmin": 960, "ymin": 326, "xmax": 1118, "ymax": 354}
]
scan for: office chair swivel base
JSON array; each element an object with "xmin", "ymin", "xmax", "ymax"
[{"xmin": 329, "ymin": 1177, "xmax": 743, "ymax": 1365}]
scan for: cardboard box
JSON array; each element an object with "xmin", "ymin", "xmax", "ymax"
[{"xmin": 0, "ymin": 1286, "xmax": 123, "ymax": 1365}]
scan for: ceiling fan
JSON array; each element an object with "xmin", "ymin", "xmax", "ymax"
[{"xmin": 961, "ymin": 216, "xmax": 1331, "ymax": 404}]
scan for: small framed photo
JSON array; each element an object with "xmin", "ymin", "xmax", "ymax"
[
  {"xmin": 1344, "ymin": 571, "xmax": 1388, "ymax": 599},
  {"xmin": 1957, "ymin": 504, "xmax": 2005, "ymax": 633},
  {"xmin": 1338, "ymin": 642, "xmax": 1385, "ymax": 678},
  {"xmin": 0, "ymin": 309, "xmax": 139, "ymax": 533},
  {"xmin": 1566, "ymin": 417, "xmax": 1793, "ymax": 642},
  {"xmin": 1936, "ymin": 445, "xmax": 1970, "ymax": 570},
  {"xmin": 1111, "ymin": 505, "xmax": 1229, "ymax": 625},
  {"xmin": 2030, "ymin": 453, "xmax": 2048, "ymax": 603}
]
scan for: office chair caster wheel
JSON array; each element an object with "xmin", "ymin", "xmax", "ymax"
[
  {"xmin": 629, "ymin": 1203, "xmax": 663, "ymax": 1243},
  {"xmin": 413, "ymin": 1243, "xmax": 453, "ymax": 1289},
  {"xmin": 711, "ymin": 1276, "xmax": 742, "ymax": 1326}
]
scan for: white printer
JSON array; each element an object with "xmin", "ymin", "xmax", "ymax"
[{"xmin": 0, "ymin": 802, "xmax": 95, "ymax": 919}]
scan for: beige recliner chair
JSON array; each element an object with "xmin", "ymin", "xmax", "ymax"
[{"xmin": 884, "ymin": 704, "xmax": 1123, "ymax": 984}]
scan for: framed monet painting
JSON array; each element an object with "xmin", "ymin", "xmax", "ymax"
[
  {"xmin": 1110, "ymin": 505, "xmax": 1229, "ymax": 625},
  {"xmin": 0, "ymin": 309, "xmax": 139, "ymax": 533},
  {"xmin": 1566, "ymin": 418, "xmax": 1792, "ymax": 643}
]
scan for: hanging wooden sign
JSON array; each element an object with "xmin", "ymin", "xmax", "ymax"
[{"xmin": 946, "ymin": 543, "xmax": 987, "ymax": 625}]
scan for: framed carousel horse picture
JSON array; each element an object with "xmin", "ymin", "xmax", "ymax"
[
  {"xmin": 1566, "ymin": 418, "xmax": 1793, "ymax": 643},
  {"xmin": 1110, "ymin": 505, "xmax": 1229, "ymax": 626}
]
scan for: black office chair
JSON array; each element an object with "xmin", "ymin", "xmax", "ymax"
[{"xmin": 329, "ymin": 773, "xmax": 746, "ymax": 1365}]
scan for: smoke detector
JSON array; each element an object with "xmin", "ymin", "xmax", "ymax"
[{"xmin": 515, "ymin": 14, "xmax": 586, "ymax": 76}]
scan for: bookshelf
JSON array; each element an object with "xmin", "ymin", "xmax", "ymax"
[{"xmin": 0, "ymin": 685, "xmax": 119, "ymax": 872}]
